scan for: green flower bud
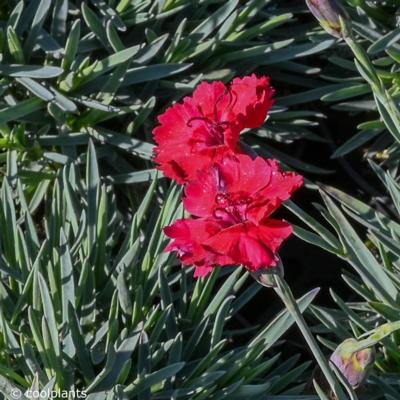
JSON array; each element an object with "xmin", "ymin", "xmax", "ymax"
[
  {"xmin": 305, "ymin": 0, "xmax": 348, "ymax": 38},
  {"xmin": 330, "ymin": 338, "xmax": 375, "ymax": 388}
]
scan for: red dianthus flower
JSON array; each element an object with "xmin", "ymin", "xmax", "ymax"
[
  {"xmin": 153, "ymin": 75, "xmax": 274, "ymax": 184},
  {"xmin": 164, "ymin": 154, "xmax": 303, "ymax": 277}
]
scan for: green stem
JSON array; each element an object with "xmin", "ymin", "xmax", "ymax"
[{"xmin": 273, "ymin": 275, "xmax": 350, "ymax": 400}]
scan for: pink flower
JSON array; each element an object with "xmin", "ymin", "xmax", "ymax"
[
  {"xmin": 153, "ymin": 75, "xmax": 274, "ymax": 184},
  {"xmin": 164, "ymin": 154, "xmax": 303, "ymax": 277}
]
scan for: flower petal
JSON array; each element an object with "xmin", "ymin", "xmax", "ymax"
[
  {"xmin": 164, "ymin": 218, "xmax": 220, "ymax": 266},
  {"xmin": 204, "ymin": 223, "xmax": 277, "ymax": 271},
  {"xmin": 191, "ymin": 81, "xmax": 231, "ymax": 121},
  {"xmin": 218, "ymin": 154, "xmax": 274, "ymax": 195},
  {"xmin": 256, "ymin": 219, "xmax": 293, "ymax": 252},
  {"xmin": 194, "ymin": 264, "xmax": 214, "ymax": 278},
  {"xmin": 183, "ymin": 166, "xmax": 220, "ymax": 217},
  {"xmin": 230, "ymin": 74, "xmax": 275, "ymax": 129},
  {"xmin": 254, "ymin": 159, "xmax": 304, "ymax": 216}
]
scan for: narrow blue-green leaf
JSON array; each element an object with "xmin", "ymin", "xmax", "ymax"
[
  {"xmin": 81, "ymin": 44, "xmax": 141, "ymax": 81},
  {"xmin": 190, "ymin": 0, "xmax": 239, "ymax": 41},
  {"xmin": 17, "ymin": 180, "xmax": 39, "ymax": 249},
  {"xmin": 86, "ymin": 140, "xmax": 99, "ymax": 252},
  {"xmin": 331, "ymin": 129, "xmax": 381, "ymax": 158},
  {"xmin": 321, "ymin": 185, "xmax": 400, "ymax": 236},
  {"xmin": 211, "ymin": 295, "xmax": 234, "ymax": 348},
  {"xmin": 313, "ymin": 380, "xmax": 330, "ymax": 400},
  {"xmin": 106, "ymin": 19, "xmax": 125, "ymax": 52},
  {"xmin": 36, "ymin": 30, "xmax": 63, "ymax": 58},
  {"xmin": 38, "ymin": 273, "xmax": 60, "ymax": 357},
  {"xmin": 321, "ymin": 192, "xmax": 398, "ymax": 303},
  {"xmin": 60, "ymin": 229, "xmax": 75, "ymax": 324},
  {"xmin": 321, "ymin": 83, "xmax": 370, "ymax": 102},
  {"xmin": 87, "ymin": 330, "xmax": 142, "ymax": 392},
  {"xmin": 368, "ymin": 27, "xmax": 400, "ymax": 55},
  {"xmin": 0, "ymin": 64, "xmax": 63, "ymax": 78},
  {"xmin": 278, "ymin": 83, "xmax": 354, "ymax": 106},
  {"xmin": 43, "ymin": 152, "xmax": 71, "ymax": 165},
  {"xmin": 228, "ymin": 13, "xmax": 293, "ymax": 41},
  {"xmin": 90, "ymin": 0, "xmax": 126, "ymax": 31},
  {"xmin": 256, "ymin": 39, "xmax": 335, "ymax": 65},
  {"xmin": 39, "ymin": 132, "xmax": 89, "ymax": 146},
  {"xmin": 222, "ymin": 39, "xmax": 293, "ymax": 63},
  {"xmin": 204, "ymin": 269, "xmax": 240, "ymax": 317},
  {"xmin": 61, "ymin": 19, "xmax": 80, "ymax": 71},
  {"xmin": 251, "ymin": 288, "xmax": 320, "ymax": 347},
  {"xmin": 15, "ymin": 77, "xmax": 54, "ymax": 101},
  {"xmin": 50, "ymin": 88, "xmax": 77, "ymax": 113},
  {"xmin": 293, "ymin": 225, "xmax": 340, "ymax": 254},
  {"xmin": 7, "ymin": 1, "xmax": 24, "ymax": 31},
  {"xmin": 51, "ymin": 0, "xmax": 68, "ymax": 42},
  {"xmin": 124, "ymin": 362, "xmax": 185, "ymax": 396},
  {"xmin": 0, "ymin": 98, "xmax": 45, "ymax": 124},
  {"xmin": 134, "ymin": 34, "xmax": 169, "ymax": 64},
  {"xmin": 285, "ymin": 200, "xmax": 341, "ymax": 249},
  {"xmin": 81, "ymin": 3, "xmax": 111, "ymax": 52},
  {"xmin": 24, "ymin": 0, "xmax": 52, "ymax": 59},
  {"xmin": 121, "ymin": 63, "xmax": 192, "ymax": 87},
  {"xmin": 68, "ymin": 304, "xmax": 96, "ymax": 381},
  {"xmin": 6, "ymin": 26, "xmax": 24, "ymax": 63},
  {"xmin": 89, "ymin": 128, "xmax": 154, "ymax": 159}
]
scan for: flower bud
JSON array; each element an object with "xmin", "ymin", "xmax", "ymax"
[
  {"xmin": 305, "ymin": 0, "xmax": 348, "ymax": 38},
  {"xmin": 330, "ymin": 338, "xmax": 375, "ymax": 388},
  {"xmin": 250, "ymin": 257, "xmax": 284, "ymax": 288}
]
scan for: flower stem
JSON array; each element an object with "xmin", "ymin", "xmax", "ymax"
[{"xmin": 273, "ymin": 275, "xmax": 350, "ymax": 400}]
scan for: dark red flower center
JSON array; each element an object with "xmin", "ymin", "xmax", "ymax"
[
  {"xmin": 207, "ymin": 122, "xmax": 228, "ymax": 145},
  {"xmin": 214, "ymin": 193, "xmax": 251, "ymax": 225},
  {"xmin": 186, "ymin": 87, "xmax": 238, "ymax": 150},
  {"xmin": 187, "ymin": 117, "xmax": 232, "ymax": 149}
]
